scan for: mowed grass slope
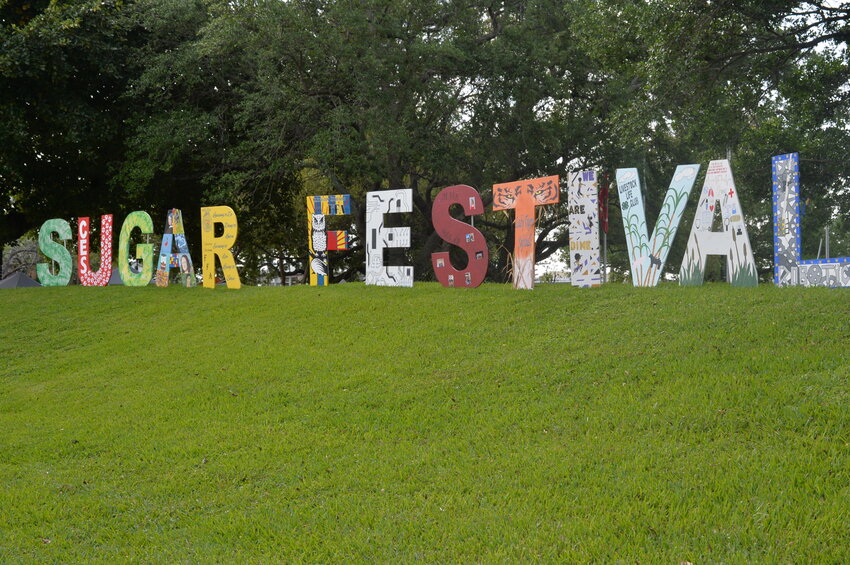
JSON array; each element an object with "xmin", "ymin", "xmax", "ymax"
[{"xmin": 0, "ymin": 282, "xmax": 848, "ymax": 563}]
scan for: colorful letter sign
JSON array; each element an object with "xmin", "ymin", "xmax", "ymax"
[
  {"xmin": 492, "ymin": 175, "xmax": 560, "ymax": 290},
  {"xmin": 680, "ymin": 159, "xmax": 757, "ymax": 286},
  {"xmin": 118, "ymin": 211, "xmax": 154, "ymax": 286},
  {"xmin": 36, "ymin": 218, "xmax": 73, "ymax": 286},
  {"xmin": 365, "ymin": 189, "xmax": 413, "ymax": 287},
  {"xmin": 568, "ymin": 170, "xmax": 601, "ymax": 287},
  {"xmin": 78, "ymin": 215, "xmax": 113, "ymax": 286},
  {"xmin": 201, "ymin": 206, "xmax": 240, "ymax": 289},
  {"xmin": 617, "ymin": 164, "xmax": 699, "ymax": 286},
  {"xmin": 430, "ymin": 185, "xmax": 488, "ymax": 288},
  {"xmin": 773, "ymin": 153, "xmax": 850, "ymax": 287},
  {"xmin": 155, "ymin": 209, "xmax": 196, "ymax": 287},
  {"xmin": 306, "ymin": 194, "xmax": 351, "ymax": 286}
]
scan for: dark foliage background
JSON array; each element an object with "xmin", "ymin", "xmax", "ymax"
[{"xmin": 3, "ymin": 0, "xmax": 849, "ymax": 282}]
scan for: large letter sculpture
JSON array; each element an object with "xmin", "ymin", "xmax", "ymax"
[
  {"xmin": 679, "ymin": 159, "xmax": 757, "ymax": 286},
  {"xmin": 492, "ymin": 175, "xmax": 560, "ymax": 290},
  {"xmin": 201, "ymin": 206, "xmax": 241, "ymax": 289},
  {"xmin": 155, "ymin": 209, "xmax": 196, "ymax": 287},
  {"xmin": 118, "ymin": 211, "xmax": 154, "ymax": 286},
  {"xmin": 568, "ymin": 170, "xmax": 601, "ymax": 287},
  {"xmin": 773, "ymin": 153, "xmax": 850, "ymax": 287},
  {"xmin": 307, "ymin": 194, "xmax": 350, "ymax": 286},
  {"xmin": 36, "ymin": 218, "xmax": 73, "ymax": 286},
  {"xmin": 77, "ymin": 215, "xmax": 113, "ymax": 286},
  {"xmin": 365, "ymin": 189, "xmax": 413, "ymax": 287},
  {"xmin": 430, "ymin": 185, "xmax": 488, "ymax": 288},
  {"xmin": 617, "ymin": 164, "xmax": 699, "ymax": 286}
]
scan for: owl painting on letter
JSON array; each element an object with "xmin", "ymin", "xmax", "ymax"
[{"xmin": 311, "ymin": 214, "xmax": 327, "ymax": 252}]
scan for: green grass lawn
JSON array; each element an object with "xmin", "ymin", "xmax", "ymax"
[{"xmin": 1, "ymin": 282, "xmax": 848, "ymax": 563}]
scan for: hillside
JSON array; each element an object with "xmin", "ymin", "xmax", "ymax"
[{"xmin": 1, "ymin": 283, "xmax": 848, "ymax": 562}]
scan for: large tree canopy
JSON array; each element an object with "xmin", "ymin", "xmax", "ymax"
[{"xmin": 2, "ymin": 0, "xmax": 849, "ymax": 282}]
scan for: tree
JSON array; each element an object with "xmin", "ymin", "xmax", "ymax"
[
  {"xmin": 0, "ymin": 0, "xmax": 144, "ymax": 243},
  {"xmin": 4, "ymin": 0, "xmax": 850, "ymax": 284},
  {"xmin": 572, "ymin": 0, "xmax": 850, "ymax": 280},
  {"xmin": 210, "ymin": 0, "xmax": 625, "ymax": 282}
]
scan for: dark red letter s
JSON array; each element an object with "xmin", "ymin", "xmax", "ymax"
[{"xmin": 431, "ymin": 185, "xmax": 489, "ymax": 288}]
